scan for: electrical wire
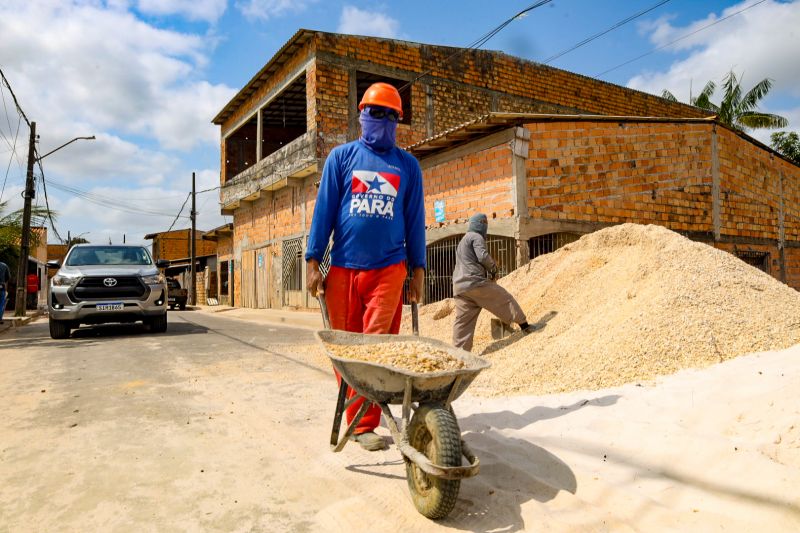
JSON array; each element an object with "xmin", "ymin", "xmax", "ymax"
[
  {"xmin": 0, "ymin": 68, "xmax": 31, "ymax": 127},
  {"xmin": 34, "ymin": 154, "xmax": 64, "ymax": 243},
  {"xmin": 542, "ymin": 0, "xmax": 672, "ymax": 64},
  {"xmin": 166, "ymin": 192, "xmax": 192, "ymax": 233},
  {"xmin": 45, "ymin": 178, "xmax": 189, "ymax": 218},
  {"xmin": 399, "ymin": 0, "xmax": 555, "ymax": 92},
  {"xmin": 595, "ymin": 0, "xmax": 768, "ymax": 78},
  {"xmin": 0, "ymin": 113, "xmax": 22, "ymax": 204}
]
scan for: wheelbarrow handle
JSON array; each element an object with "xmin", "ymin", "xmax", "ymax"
[
  {"xmin": 411, "ymin": 301, "xmax": 419, "ymax": 337},
  {"xmin": 318, "ymin": 296, "xmax": 331, "ymax": 329}
]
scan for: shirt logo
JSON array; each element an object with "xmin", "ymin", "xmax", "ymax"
[{"xmin": 350, "ymin": 170, "xmax": 401, "ymax": 219}]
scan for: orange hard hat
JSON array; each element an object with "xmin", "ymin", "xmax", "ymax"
[{"xmin": 358, "ymin": 82, "xmax": 403, "ymax": 118}]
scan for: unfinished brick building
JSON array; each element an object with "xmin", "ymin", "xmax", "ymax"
[{"xmin": 213, "ymin": 29, "xmax": 798, "ymax": 309}]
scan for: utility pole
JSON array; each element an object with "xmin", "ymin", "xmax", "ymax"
[
  {"xmin": 190, "ymin": 171, "xmax": 196, "ymax": 306},
  {"xmin": 14, "ymin": 121, "xmax": 36, "ymax": 317}
]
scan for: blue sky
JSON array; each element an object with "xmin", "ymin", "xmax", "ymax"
[{"xmin": 0, "ymin": 0, "xmax": 798, "ymax": 245}]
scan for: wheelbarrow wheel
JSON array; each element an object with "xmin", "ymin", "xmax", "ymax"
[{"xmin": 406, "ymin": 405, "xmax": 462, "ymax": 519}]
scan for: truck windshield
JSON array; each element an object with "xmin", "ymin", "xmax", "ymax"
[{"xmin": 66, "ymin": 246, "xmax": 153, "ymax": 266}]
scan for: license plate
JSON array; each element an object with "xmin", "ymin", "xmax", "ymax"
[
  {"xmin": 97, "ymin": 302, "xmax": 124, "ymax": 311},
  {"xmin": 168, "ymin": 298, "xmax": 176, "ymax": 303}
]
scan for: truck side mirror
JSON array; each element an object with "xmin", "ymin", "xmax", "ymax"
[{"xmin": 46, "ymin": 260, "xmax": 61, "ymax": 269}]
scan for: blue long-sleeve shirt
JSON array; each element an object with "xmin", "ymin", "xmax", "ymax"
[{"xmin": 305, "ymin": 140, "xmax": 426, "ymax": 271}]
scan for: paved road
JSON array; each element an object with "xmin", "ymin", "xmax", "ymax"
[{"xmin": 0, "ymin": 311, "xmax": 478, "ymax": 532}]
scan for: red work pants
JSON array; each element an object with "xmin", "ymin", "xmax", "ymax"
[{"xmin": 325, "ymin": 261, "xmax": 406, "ymax": 434}]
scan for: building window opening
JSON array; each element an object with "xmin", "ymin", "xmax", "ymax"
[
  {"xmin": 224, "ymin": 115, "xmax": 257, "ymax": 181},
  {"xmin": 529, "ymin": 232, "xmax": 582, "ymax": 260},
  {"xmin": 356, "ymin": 71, "xmax": 411, "ymax": 124},
  {"xmin": 735, "ymin": 250, "xmax": 769, "ymax": 273},
  {"xmin": 261, "ymin": 75, "xmax": 307, "ymax": 160}
]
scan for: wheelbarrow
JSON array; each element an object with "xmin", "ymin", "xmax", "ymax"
[{"xmin": 316, "ymin": 300, "xmax": 491, "ymax": 519}]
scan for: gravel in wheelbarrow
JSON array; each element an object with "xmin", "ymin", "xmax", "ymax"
[{"xmin": 316, "ymin": 330, "xmax": 490, "ymax": 405}]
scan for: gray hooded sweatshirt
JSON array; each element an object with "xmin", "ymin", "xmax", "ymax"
[{"xmin": 452, "ymin": 214, "xmax": 497, "ymax": 296}]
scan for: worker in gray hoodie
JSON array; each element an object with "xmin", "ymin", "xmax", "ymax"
[{"xmin": 452, "ymin": 213, "xmax": 533, "ymax": 351}]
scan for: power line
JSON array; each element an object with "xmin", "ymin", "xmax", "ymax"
[
  {"xmin": 595, "ymin": 0, "xmax": 768, "ymax": 78},
  {"xmin": 46, "ymin": 178, "xmax": 190, "ymax": 218},
  {"xmin": 542, "ymin": 0, "xmax": 672, "ymax": 64},
  {"xmin": 399, "ymin": 0, "xmax": 555, "ymax": 92},
  {"xmin": 165, "ymin": 192, "xmax": 192, "ymax": 233},
  {"xmin": 34, "ymin": 154, "xmax": 64, "ymax": 243},
  {"xmin": 0, "ymin": 113, "xmax": 22, "ymax": 204},
  {"xmin": 0, "ymin": 67, "xmax": 31, "ymax": 127}
]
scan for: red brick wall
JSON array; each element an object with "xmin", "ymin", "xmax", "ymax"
[
  {"xmin": 525, "ymin": 121, "xmax": 713, "ymax": 232},
  {"xmin": 151, "ymin": 230, "xmax": 217, "ymax": 261},
  {"xmin": 424, "ymin": 143, "xmax": 515, "ymax": 226},
  {"xmin": 313, "ymin": 32, "xmax": 705, "ymax": 128}
]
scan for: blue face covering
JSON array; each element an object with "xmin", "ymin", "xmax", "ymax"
[{"xmin": 359, "ymin": 106, "xmax": 398, "ymax": 153}]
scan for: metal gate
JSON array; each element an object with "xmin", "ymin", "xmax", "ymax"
[
  {"xmin": 282, "ymin": 237, "xmax": 304, "ymax": 307},
  {"xmin": 529, "ymin": 232, "xmax": 582, "ymax": 260},
  {"xmin": 735, "ymin": 250, "xmax": 769, "ymax": 273},
  {"xmin": 414, "ymin": 234, "xmax": 517, "ymax": 305}
]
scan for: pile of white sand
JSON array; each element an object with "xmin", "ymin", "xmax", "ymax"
[{"xmin": 408, "ymin": 223, "xmax": 800, "ymax": 395}]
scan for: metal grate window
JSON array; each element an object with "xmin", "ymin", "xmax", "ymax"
[
  {"xmin": 735, "ymin": 250, "xmax": 769, "ymax": 273},
  {"xmin": 408, "ymin": 234, "xmax": 517, "ymax": 305},
  {"xmin": 282, "ymin": 237, "xmax": 304, "ymax": 294},
  {"xmin": 529, "ymin": 232, "xmax": 582, "ymax": 260}
]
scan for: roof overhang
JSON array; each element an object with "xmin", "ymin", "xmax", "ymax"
[
  {"xmin": 405, "ymin": 112, "xmax": 719, "ymax": 160},
  {"xmin": 212, "ymin": 29, "xmax": 315, "ymax": 126},
  {"xmin": 202, "ymin": 223, "xmax": 234, "ymax": 241}
]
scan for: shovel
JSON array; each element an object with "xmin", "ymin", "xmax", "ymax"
[{"xmin": 490, "ymin": 318, "xmax": 515, "ymax": 340}]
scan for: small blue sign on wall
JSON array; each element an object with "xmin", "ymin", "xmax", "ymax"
[
  {"xmin": 434, "ymin": 200, "xmax": 445, "ymax": 223},
  {"xmin": 258, "ymin": 253, "xmax": 263, "ymax": 268}
]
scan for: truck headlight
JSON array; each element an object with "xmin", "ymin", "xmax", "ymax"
[
  {"xmin": 52, "ymin": 273, "xmax": 81, "ymax": 287},
  {"xmin": 141, "ymin": 273, "xmax": 165, "ymax": 285}
]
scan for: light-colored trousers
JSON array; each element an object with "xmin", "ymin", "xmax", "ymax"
[{"xmin": 452, "ymin": 282, "xmax": 527, "ymax": 352}]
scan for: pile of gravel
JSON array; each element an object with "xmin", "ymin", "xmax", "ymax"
[{"xmin": 407, "ymin": 223, "xmax": 800, "ymax": 396}]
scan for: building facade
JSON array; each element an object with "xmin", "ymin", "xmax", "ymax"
[{"xmin": 214, "ymin": 29, "xmax": 797, "ymax": 309}]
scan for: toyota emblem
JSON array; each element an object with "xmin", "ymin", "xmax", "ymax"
[{"xmin": 103, "ymin": 277, "xmax": 118, "ymax": 287}]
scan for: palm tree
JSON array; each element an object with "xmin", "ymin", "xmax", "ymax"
[
  {"xmin": 0, "ymin": 201, "xmax": 55, "ymax": 270},
  {"xmin": 662, "ymin": 80, "xmax": 717, "ymax": 111},
  {"xmin": 661, "ymin": 71, "xmax": 788, "ymax": 132}
]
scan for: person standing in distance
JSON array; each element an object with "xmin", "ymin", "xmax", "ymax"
[
  {"xmin": 306, "ymin": 82, "xmax": 426, "ymax": 451},
  {"xmin": 0, "ymin": 258, "xmax": 10, "ymax": 324},
  {"xmin": 452, "ymin": 213, "xmax": 535, "ymax": 352}
]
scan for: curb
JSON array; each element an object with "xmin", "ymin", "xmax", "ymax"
[{"xmin": 0, "ymin": 310, "xmax": 43, "ymax": 335}]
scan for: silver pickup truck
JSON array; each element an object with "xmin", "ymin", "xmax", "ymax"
[{"xmin": 47, "ymin": 244, "xmax": 169, "ymax": 339}]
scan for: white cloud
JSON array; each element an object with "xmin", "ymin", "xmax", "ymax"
[
  {"xmin": 0, "ymin": 1, "xmax": 235, "ymax": 153},
  {"xmin": 338, "ymin": 6, "xmax": 399, "ymax": 38},
  {"xmin": 235, "ymin": 0, "xmax": 316, "ymax": 20},
  {"xmin": 136, "ymin": 0, "xmax": 228, "ymax": 22},
  {"xmin": 627, "ymin": 0, "xmax": 800, "ymax": 123},
  {"xmin": 0, "ymin": 1, "xmax": 231, "ymax": 243}
]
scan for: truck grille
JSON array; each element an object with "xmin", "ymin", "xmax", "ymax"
[{"xmin": 71, "ymin": 276, "xmax": 147, "ymax": 301}]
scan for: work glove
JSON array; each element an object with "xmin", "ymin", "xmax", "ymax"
[{"xmin": 488, "ymin": 265, "xmax": 498, "ymax": 280}]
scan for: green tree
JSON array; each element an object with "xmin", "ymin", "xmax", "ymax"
[
  {"xmin": 0, "ymin": 201, "xmax": 55, "ymax": 275},
  {"xmin": 770, "ymin": 131, "xmax": 800, "ymax": 164},
  {"xmin": 662, "ymin": 71, "xmax": 788, "ymax": 132}
]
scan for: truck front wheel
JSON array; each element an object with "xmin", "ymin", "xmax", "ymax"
[
  {"xmin": 49, "ymin": 318, "xmax": 71, "ymax": 339},
  {"xmin": 146, "ymin": 314, "xmax": 168, "ymax": 333}
]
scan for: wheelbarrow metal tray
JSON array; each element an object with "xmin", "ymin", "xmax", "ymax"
[{"xmin": 316, "ymin": 330, "xmax": 490, "ymax": 405}]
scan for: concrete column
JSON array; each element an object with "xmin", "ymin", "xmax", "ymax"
[
  {"xmin": 711, "ymin": 125, "xmax": 721, "ymax": 241},
  {"xmin": 256, "ymin": 108, "xmax": 263, "ymax": 162},
  {"xmin": 778, "ymin": 169, "xmax": 787, "ymax": 283},
  {"xmin": 511, "ymin": 126, "xmax": 531, "ymax": 270},
  {"xmin": 516, "ymin": 239, "xmax": 529, "ymax": 269}
]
